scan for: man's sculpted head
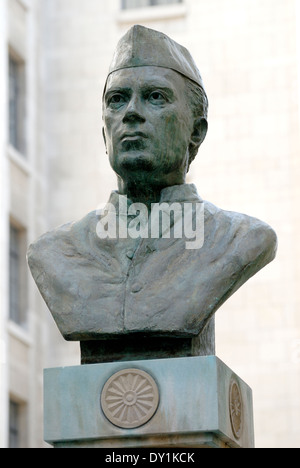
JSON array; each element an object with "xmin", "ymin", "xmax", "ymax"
[{"xmin": 102, "ymin": 25, "xmax": 208, "ymax": 201}]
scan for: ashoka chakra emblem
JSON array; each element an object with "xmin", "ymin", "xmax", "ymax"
[
  {"xmin": 101, "ymin": 368, "xmax": 159, "ymax": 429},
  {"xmin": 229, "ymin": 378, "xmax": 243, "ymax": 439}
]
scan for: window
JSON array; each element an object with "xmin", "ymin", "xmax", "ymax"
[
  {"xmin": 9, "ymin": 225, "xmax": 21, "ymax": 324},
  {"xmin": 8, "ymin": 54, "xmax": 26, "ymax": 155},
  {"xmin": 8, "ymin": 400, "xmax": 27, "ymax": 448},
  {"xmin": 9, "ymin": 401, "xmax": 20, "ymax": 448},
  {"xmin": 9, "ymin": 224, "xmax": 27, "ymax": 327},
  {"xmin": 122, "ymin": 0, "xmax": 183, "ymax": 9}
]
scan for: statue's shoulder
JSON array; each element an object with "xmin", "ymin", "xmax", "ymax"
[
  {"xmin": 27, "ymin": 210, "xmax": 98, "ymax": 272},
  {"xmin": 203, "ymin": 200, "xmax": 277, "ymax": 266}
]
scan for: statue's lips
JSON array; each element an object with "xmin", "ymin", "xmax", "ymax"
[{"xmin": 121, "ymin": 132, "xmax": 149, "ymax": 141}]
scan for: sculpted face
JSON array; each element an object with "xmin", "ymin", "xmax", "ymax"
[{"xmin": 102, "ymin": 66, "xmax": 197, "ymax": 190}]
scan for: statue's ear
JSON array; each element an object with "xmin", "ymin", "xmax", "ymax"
[
  {"xmin": 187, "ymin": 118, "xmax": 208, "ymax": 172},
  {"xmin": 191, "ymin": 117, "xmax": 208, "ymax": 147}
]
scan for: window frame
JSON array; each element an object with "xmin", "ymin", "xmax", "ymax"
[
  {"xmin": 8, "ymin": 398, "xmax": 28, "ymax": 449},
  {"xmin": 9, "ymin": 400, "xmax": 20, "ymax": 449},
  {"xmin": 8, "ymin": 51, "xmax": 26, "ymax": 157},
  {"xmin": 8, "ymin": 222, "xmax": 28, "ymax": 328},
  {"xmin": 121, "ymin": 0, "xmax": 183, "ymax": 10}
]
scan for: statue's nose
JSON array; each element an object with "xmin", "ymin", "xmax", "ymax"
[{"xmin": 122, "ymin": 97, "xmax": 146, "ymax": 124}]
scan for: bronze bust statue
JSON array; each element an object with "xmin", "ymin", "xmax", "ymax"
[{"xmin": 27, "ymin": 25, "xmax": 277, "ymax": 363}]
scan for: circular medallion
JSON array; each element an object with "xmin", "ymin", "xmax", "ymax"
[
  {"xmin": 101, "ymin": 368, "xmax": 159, "ymax": 429},
  {"xmin": 229, "ymin": 378, "xmax": 243, "ymax": 439}
]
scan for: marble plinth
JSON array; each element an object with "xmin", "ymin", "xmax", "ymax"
[{"xmin": 44, "ymin": 356, "xmax": 254, "ymax": 448}]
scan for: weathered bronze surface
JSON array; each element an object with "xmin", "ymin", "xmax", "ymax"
[{"xmin": 27, "ymin": 25, "xmax": 277, "ymax": 363}]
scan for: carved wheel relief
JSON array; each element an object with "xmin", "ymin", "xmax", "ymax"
[
  {"xmin": 101, "ymin": 368, "xmax": 159, "ymax": 429},
  {"xmin": 229, "ymin": 378, "xmax": 243, "ymax": 439}
]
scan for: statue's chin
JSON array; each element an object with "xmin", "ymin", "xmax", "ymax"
[{"xmin": 116, "ymin": 151, "xmax": 156, "ymax": 174}]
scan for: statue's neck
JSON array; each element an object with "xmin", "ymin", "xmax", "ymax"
[{"xmin": 117, "ymin": 173, "xmax": 186, "ymax": 209}]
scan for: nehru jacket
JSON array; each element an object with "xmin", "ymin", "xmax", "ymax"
[{"xmin": 27, "ymin": 184, "xmax": 277, "ymax": 341}]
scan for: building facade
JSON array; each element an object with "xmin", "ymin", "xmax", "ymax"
[
  {"xmin": 0, "ymin": 0, "xmax": 299, "ymax": 448},
  {"xmin": 0, "ymin": 0, "xmax": 47, "ymax": 448}
]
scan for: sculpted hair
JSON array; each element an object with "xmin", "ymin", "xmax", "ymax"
[{"xmin": 185, "ymin": 79, "xmax": 209, "ymax": 168}]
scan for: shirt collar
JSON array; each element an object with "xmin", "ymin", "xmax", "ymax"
[
  {"xmin": 160, "ymin": 183, "xmax": 202, "ymax": 203},
  {"xmin": 106, "ymin": 184, "xmax": 202, "ymax": 213}
]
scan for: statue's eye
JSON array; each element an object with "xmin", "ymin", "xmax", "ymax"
[
  {"xmin": 149, "ymin": 91, "xmax": 166, "ymax": 104},
  {"xmin": 108, "ymin": 94, "xmax": 125, "ymax": 107}
]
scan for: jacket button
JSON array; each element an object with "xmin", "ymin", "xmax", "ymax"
[
  {"xmin": 126, "ymin": 250, "xmax": 134, "ymax": 260},
  {"xmin": 131, "ymin": 282, "xmax": 143, "ymax": 293}
]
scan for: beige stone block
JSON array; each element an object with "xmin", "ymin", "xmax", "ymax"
[
  {"xmin": 8, "ymin": 328, "xmax": 30, "ymax": 401},
  {"xmin": 8, "ymin": 0, "xmax": 27, "ymax": 59}
]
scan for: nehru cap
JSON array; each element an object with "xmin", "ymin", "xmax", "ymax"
[{"xmin": 105, "ymin": 24, "xmax": 205, "ymax": 91}]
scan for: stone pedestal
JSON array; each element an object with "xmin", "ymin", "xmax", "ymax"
[{"xmin": 44, "ymin": 356, "xmax": 254, "ymax": 448}]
